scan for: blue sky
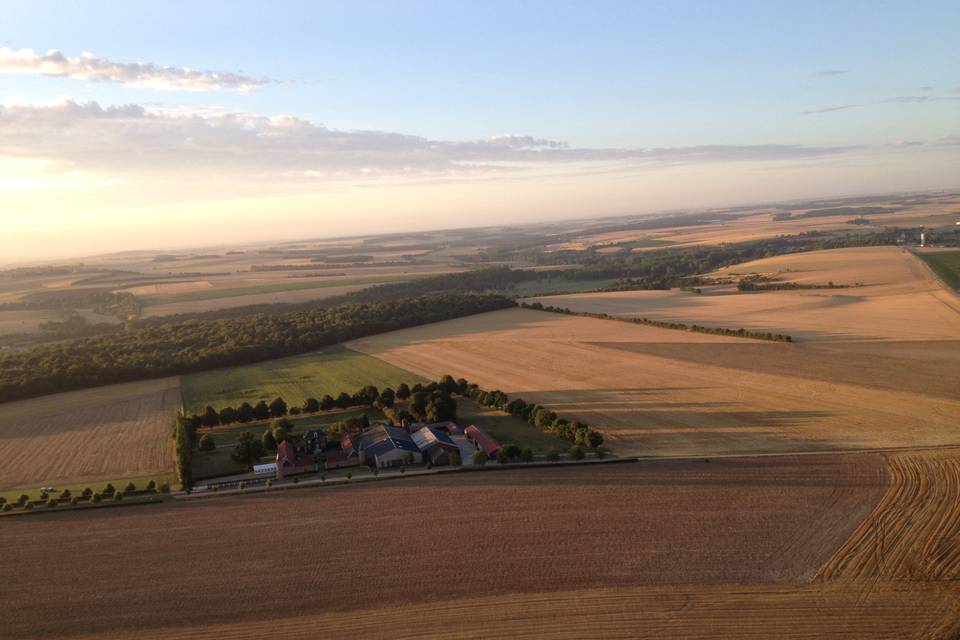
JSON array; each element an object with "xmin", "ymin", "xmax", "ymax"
[{"xmin": 0, "ymin": 1, "xmax": 958, "ymax": 260}]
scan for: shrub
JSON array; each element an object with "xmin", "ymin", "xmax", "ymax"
[
  {"xmin": 520, "ymin": 448, "xmax": 534, "ymax": 462},
  {"xmin": 373, "ymin": 468, "xmax": 380, "ymax": 477},
  {"xmin": 17, "ymin": 494, "xmax": 29, "ymax": 506},
  {"xmin": 238, "ymin": 481, "xmax": 246, "ymax": 491},
  {"xmin": 125, "ymin": 482, "xmax": 137, "ymax": 493},
  {"xmin": 569, "ymin": 446, "xmax": 585, "ymax": 461},
  {"xmin": 0, "ymin": 496, "xmax": 5, "ymax": 506},
  {"xmin": 47, "ymin": 498, "xmax": 58, "ymax": 508},
  {"xmin": 292, "ymin": 476, "xmax": 300, "ymax": 484},
  {"xmin": 81, "ymin": 488, "xmax": 93, "ymax": 498},
  {"xmin": 546, "ymin": 449, "xmax": 560, "ymax": 462},
  {"xmin": 265, "ymin": 479, "xmax": 273, "ymax": 488},
  {"xmin": 24, "ymin": 502, "xmax": 34, "ymax": 511},
  {"xmin": 113, "ymin": 491, "xmax": 124, "ymax": 501},
  {"xmin": 496, "ymin": 448, "xmax": 510, "ymax": 464},
  {"xmin": 198, "ymin": 433, "xmax": 216, "ymax": 452},
  {"xmin": 473, "ymin": 451, "xmax": 488, "ymax": 466},
  {"xmin": 346, "ymin": 472, "xmax": 353, "ymax": 481},
  {"xmin": 70, "ymin": 497, "xmax": 79, "ymax": 505},
  {"xmin": 60, "ymin": 489, "xmax": 71, "ymax": 500},
  {"xmin": 1, "ymin": 503, "xmax": 11, "ymax": 512},
  {"xmin": 426, "ymin": 462, "xmax": 433, "ymax": 470},
  {"xmin": 320, "ymin": 474, "xmax": 326, "ymax": 482},
  {"xmin": 145, "ymin": 479, "xmax": 156, "ymax": 492},
  {"xmin": 91, "ymin": 493, "xmax": 102, "ymax": 504},
  {"xmin": 158, "ymin": 483, "xmax": 170, "ymax": 494}
]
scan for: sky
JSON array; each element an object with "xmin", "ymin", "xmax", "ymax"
[{"xmin": 1, "ymin": 0, "xmax": 958, "ymax": 262}]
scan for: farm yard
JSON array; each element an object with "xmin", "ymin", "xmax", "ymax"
[
  {"xmin": 4, "ymin": 454, "xmax": 958, "ymax": 639},
  {"xmin": 349, "ymin": 306, "xmax": 960, "ymax": 457},
  {"xmin": 0, "ymin": 378, "xmax": 180, "ymax": 492}
]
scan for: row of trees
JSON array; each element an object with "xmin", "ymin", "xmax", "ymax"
[
  {"xmin": 456, "ymin": 376, "xmax": 605, "ymax": 448},
  {"xmin": 0, "ymin": 293, "xmax": 515, "ymax": 403},
  {"xmin": 521, "ymin": 302, "xmax": 795, "ymax": 343}
]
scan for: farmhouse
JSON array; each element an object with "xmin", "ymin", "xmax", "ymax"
[
  {"xmin": 302, "ymin": 429, "xmax": 327, "ymax": 454},
  {"xmin": 411, "ymin": 425, "xmax": 460, "ymax": 465},
  {"xmin": 276, "ymin": 440, "xmax": 315, "ymax": 479},
  {"xmin": 465, "ymin": 425, "xmax": 500, "ymax": 458}
]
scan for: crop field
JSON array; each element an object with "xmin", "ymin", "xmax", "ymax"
[
  {"xmin": 917, "ymin": 248, "xmax": 960, "ymax": 290},
  {"xmin": 181, "ymin": 345, "xmax": 428, "ymax": 413},
  {"xmin": 532, "ymin": 246, "xmax": 960, "ymax": 342},
  {"xmin": 350, "ymin": 307, "xmax": 960, "ymax": 457},
  {"xmin": 0, "ymin": 378, "xmax": 180, "ymax": 492},
  {"xmin": 4, "ymin": 456, "xmax": 912, "ymax": 639}
]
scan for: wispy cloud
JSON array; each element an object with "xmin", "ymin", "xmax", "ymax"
[
  {"xmin": 0, "ymin": 47, "xmax": 269, "ymax": 92},
  {"xmin": 0, "ymin": 99, "xmax": 858, "ymax": 185},
  {"xmin": 797, "ymin": 104, "xmax": 862, "ymax": 115},
  {"xmin": 811, "ymin": 69, "xmax": 849, "ymax": 77}
]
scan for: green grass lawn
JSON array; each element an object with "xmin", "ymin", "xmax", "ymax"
[
  {"xmin": 181, "ymin": 345, "xmax": 429, "ymax": 413},
  {"xmin": 457, "ymin": 398, "xmax": 567, "ymax": 453},
  {"xmin": 139, "ymin": 274, "xmax": 420, "ymax": 305},
  {"xmin": 0, "ymin": 473, "xmax": 174, "ymax": 505},
  {"xmin": 919, "ymin": 250, "xmax": 960, "ymax": 290}
]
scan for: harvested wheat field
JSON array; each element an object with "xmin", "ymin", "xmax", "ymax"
[
  {"xmin": 0, "ymin": 378, "xmax": 180, "ymax": 492},
  {"xmin": 532, "ymin": 246, "xmax": 960, "ymax": 342},
  {"xmin": 4, "ymin": 457, "xmax": 907, "ymax": 639},
  {"xmin": 349, "ymin": 308, "xmax": 960, "ymax": 456}
]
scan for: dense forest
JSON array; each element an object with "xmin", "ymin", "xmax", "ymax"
[{"xmin": 0, "ymin": 293, "xmax": 514, "ymax": 403}]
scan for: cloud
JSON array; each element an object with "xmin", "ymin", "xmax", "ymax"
[
  {"xmin": 893, "ymin": 140, "xmax": 925, "ymax": 147},
  {"xmin": 0, "ymin": 47, "xmax": 268, "ymax": 92},
  {"xmin": 0, "ymin": 99, "xmax": 859, "ymax": 186},
  {"xmin": 797, "ymin": 104, "xmax": 862, "ymax": 115},
  {"xmin": 811, "ymin": 69, "xmax": 849, "ymax": 77}
]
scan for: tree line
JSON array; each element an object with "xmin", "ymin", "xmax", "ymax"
[
  {"xmin": 521, "ymin": 301, "xmax": 794, "ymax": 342},
  {"xmin": 0, "ymin": 293, "xmax": 514, "ymax": 403}
]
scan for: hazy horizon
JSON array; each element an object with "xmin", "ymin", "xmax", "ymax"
[{"xmin": 2, "ymin": 1, "xmax": 959, "ymax": 262}]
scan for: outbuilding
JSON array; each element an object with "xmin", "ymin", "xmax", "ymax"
[{"xmin": 464, "ymin": 425, "xmax": 500, "ymax": 458}]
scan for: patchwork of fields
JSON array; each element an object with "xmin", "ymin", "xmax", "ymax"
[
  {"xmin": 349, "ymin": 307, "xmax": 960, "ymax": 456},
  {"xmin": 0, "ymin": 378, "xmax": 181, "ymax": 492}
]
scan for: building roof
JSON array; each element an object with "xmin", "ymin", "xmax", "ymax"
[
  {"xmin": 276, "ymin": 440, "xmax": 298, "ymax": 466},
  {"xmin": 465, "ymin": 425, "xmax": 500, "ymax": 456},
  {"xmin": 366, "ymin": 435, "xmax": 420, "ymax": 459},
  {"xmin": 411, "ymin": 426, "xmax": 458, "ymax": 452},
  {"xmin": 409, "ymin": 421, "xmax": 459, "ymax": 432}
]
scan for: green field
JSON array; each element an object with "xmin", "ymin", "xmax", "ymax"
[
  {"xmin": 139, "ymin": 274, "xmax": 420, "ymax": 306},
  {"xmin": 0, "ymin": 473, "xmax": 174, "ymax": 505},
  {"xmin": 457, "ymin": 398, "xmax": 567, "ymax": 453},
  {"xmin": 918, "ymin": 250, "xmax": 960, "ymax": 290},
  {"xmin": 512, "ymin": 278, "xmax": 617, "ymax": 297},
  {"xmin": 181, "ymin": 346, "xmax": 429, "ymax": 413}
]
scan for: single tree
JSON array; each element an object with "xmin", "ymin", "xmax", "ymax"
[
  {"xmin": 473, "ymin": 450, "xmax": 488, "ymax": 466},
  {"xmin": 237, "ymin": 402, "xmax": 255, "ymax": 423},
  {"xmin": 302, "ymin": 397, "xmax": 320, "ymax": 413},
  {"xmin": 320, "ymin": 395, "xmax": 336, "ymax": 411},
  {"xmin": 233, "ymin": 431, "xmax": 266, "ymax": 467},
  {"xmin": 198, "ymin": 433, "xmax": 216, "ymax": 452},
  {"xmin": 269, "ymin": 397, "xmax": 288, "ymax": 418},
  {"xmin": 335, "ymin": 392, "xmax": 352, "ymax": 409},
  {"xmin": 520, "ymin": 448, "xmax": 534, "ymax": 462},
  {"xmin": 569, "ymin": 446, "xmax": 585, "ymax": 461},
  {"xmin": 253, "ymin": 400, "xmax": 270, "ymax": 421},
  {"xmin": 395, "ymin": 383, "xmax": 411, "ymax": 401},
  {"xmin": 219, "ymin": 406, "xmax": 238, "ymax": 425},
  {"xmin": 201, "ymin": 405, "xmax": 220, "ymax": 428}
]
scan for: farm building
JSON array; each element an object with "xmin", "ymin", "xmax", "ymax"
[
  {"xmin": 465, "ymin": 425, "xmax": 500, "ymax": 458},
  {"xmin": 344, "ymin": 424, "xmax": 423, "ymax": 468},
  {"xmin": 302, "ymin": 429, "xmax": 328, "ymax": 454},
  {"xmin": 407, "ymin": 421, "xmax": 461, "ymax": 434},
  {"xmin": 411, "ymin": 426, "xmax": 460, "ymax": 465},
  {"xmin": 276, "ymin": 440, "xmax": 315, "ymax": 479}
]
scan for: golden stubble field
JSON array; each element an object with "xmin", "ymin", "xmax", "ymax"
[
  {"xmin": 0, "ymin": 378, "xmax": 180, "ymax": 491},
  {"xmin": 349, "ymin": 305, "xmax": 960, "ymax": 457}
]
